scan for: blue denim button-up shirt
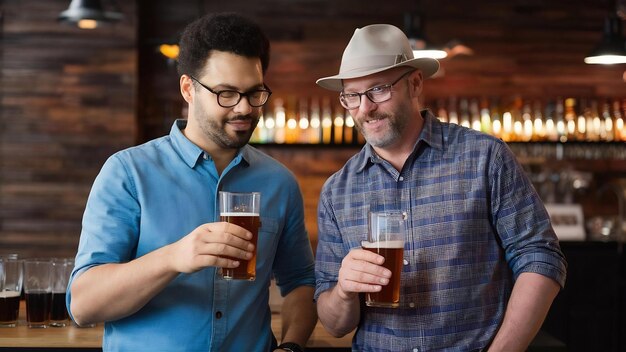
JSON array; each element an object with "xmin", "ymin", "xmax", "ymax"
[
  {"xmin": 315, "ymin": 110, "xmax": 567, "ymax": 351},
  {"xmin": 68, "ymin": 120, "xmax": 315, "ymax": 351}
]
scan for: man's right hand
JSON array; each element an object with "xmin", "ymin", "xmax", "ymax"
[
  {"xmin": 335, "ymin": 248, "xmax": 392, "ymax": 301},
  {"xmin": 168, "ymin": 222, "xmax": 255, "ymax": 273}
]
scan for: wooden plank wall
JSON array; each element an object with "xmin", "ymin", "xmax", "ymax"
[
  {"xmin": 1, "ymin": 0, "xmax": 625, "ymax": 258},
  {"xmin": 0, "ymin": 0, "xmax": 137, "ymax": 258},
  {"xmin": 138, "ymin": 0, "xmax": 626, "ymax": 140}
]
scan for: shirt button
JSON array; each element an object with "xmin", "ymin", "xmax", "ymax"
[
  {"xmin": 413, "ymin": 348, "xmax": 419, "ymax": 352},
  {"xmin": 215, "ymin": 311, "xmax": 223, "ymax": 319},
  {"xmin": 399, "ymin": 176, "xmax": 404, "ymax": 181}
]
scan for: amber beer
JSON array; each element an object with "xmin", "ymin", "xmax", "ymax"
[
  {"xmin": 220, "ymin": 212, "xmax": 261, "ymax": 280},
  {"xmin": 362, "ymin": 240, "xmax": 404, "ymax": 308}
]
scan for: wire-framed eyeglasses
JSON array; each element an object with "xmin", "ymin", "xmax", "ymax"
[
  {"xmin": 339, "ymin": 70, "xmax": 414, "ymax": 110},
  {"xmin": 190, "ymin": 76, "xmax": 272, "ymax": 108}
]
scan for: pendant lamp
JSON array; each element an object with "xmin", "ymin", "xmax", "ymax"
[
  {"xmin": 584, "ymin": 12, "xmax": 626, "ymax": 64},
  {"xmin": 58, "ymin": 0, "xmax": 123, "ymax": 29},
  {"xmin": 403, "ymin": 12, "xmax": 448, "ymax": 60}
]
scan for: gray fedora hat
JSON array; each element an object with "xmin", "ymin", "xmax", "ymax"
[{"xmin": 316, "ymin": 24, "xmax": 440, "ymax": 91}]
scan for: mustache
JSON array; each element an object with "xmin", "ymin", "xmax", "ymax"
[
  {"xmin": 364, "ymin": 112, "xmax": 390, "ymax": 121},
  {"xmin": 227, "ymin": 115, "xmax": 256, "ymax": 122}
]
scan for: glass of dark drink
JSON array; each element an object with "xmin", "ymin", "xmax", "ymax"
[
  {"xmin": 50, "ymin": 258, "xmax": 74, "ymax": 327},
  {"xmin": 362, "ymin": 211, "xmax": 406, "ymax": 308},
  {"xmin": 219, "ymin": 191, "xmax": 261, "ymax": 281},
  {"xmin": 0, "ymin": 255, "xmax": 23, "ymax": 328},
  {"xmin": 23, "ymin": 259, "xmax": 53, "ymax": 328}
]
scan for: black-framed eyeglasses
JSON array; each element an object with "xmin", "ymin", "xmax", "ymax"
[
  {"xmin": 189, "ymin": 76, "xmax": 272, "ymax": 108},
  {"xmin": 339, "ymin": 70, "xmax": 414, "ymax": 110}
]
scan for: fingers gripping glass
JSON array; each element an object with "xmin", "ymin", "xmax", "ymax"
[
  {"xmin": 339, "ymin": 70, "xmax": 414, "ymax": 110},
  {"xmin": 190, "ymin": 76, "xmax": 272, "ymax": 108}
]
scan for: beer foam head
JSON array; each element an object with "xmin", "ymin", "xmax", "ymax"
[
  {"xmin": 220, "ymin": 212, "xmax": 259, "ymax": 217},
  {"xmin": 361, "ymin": 240, "xmax": 405, "ymax": 249},
  {"xmin": 0, "ymin": 291, "xmax": 21, "ymax": 298}
]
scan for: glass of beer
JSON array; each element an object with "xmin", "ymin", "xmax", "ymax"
[
  {"xmin": 0, "ymin": 255, "xmax": 23, "ymax": 328},
  {"xmin": 23, "ymin": 259, "xmax": 53, "ymax": 328},
  {"xmin": 362, "ymin": 211, "xmax": 405, "ymax": 308},
  {"xmin": 219, "ymin": 191, "xmax": 261, "ymax": 281},
  {"xmin": 50, "ymin": 258, "xmax": 74, "ymax": 327}
]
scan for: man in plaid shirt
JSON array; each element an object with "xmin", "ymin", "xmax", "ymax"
[{"xmin": 314, "ymin": 24, "xmax": 567, "ymax": 352}]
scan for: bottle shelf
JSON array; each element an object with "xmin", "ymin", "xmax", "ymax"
[{"xmin": 252, "ymin": 95, "xmax": 626, "ymax": 147}]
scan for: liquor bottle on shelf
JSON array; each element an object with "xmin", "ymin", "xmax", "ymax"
[
  {"xmin": 577, "ymin": 98, "xmax": 589, "ymax": 141},
  {"xmin": 480, "ymin": 97, "xmax": 492, "ymax": 135},
  {"xmin": 555, "ymin": 97, "xmax": 567, "ymax": 142},
  {"xmin": 543, "ymin": 100, "xmax": 558, "ymax": 142},
  {"xmin": 273, "ymin": 98, "xmax": 286, "ymax": 144},
  {"xmin": 308, "ymin": 97, "xmax": 322, "ymax": 144},
  {"xmin": 297, "ymin": 97, "xmax": 310, "ymax": 144},
  {"xmin": 490, "ymin": 98, "xmax": 502, "ymax": 139},
  {"xmin": 613, "ymin": 99, "xmax": 624, "ymax": 141},
  {"xmin": 564, "ymin": 98, "xmax": 578, "ymax": 141},
  {"xmin": 262, "ymin": 109, "xmax": 275, "ymax": 143},
  {"xmin": 285, "ymin": 96, "xmax": 298, "ymax": 144},
  {"xmin": 459, "ymin": 98, "xmax": 471, "ymax": 128},
  {"xmin": 510, "ymin": 96, "xmax": 524, "ymax": 142},
  {"xmin": 588, "ymin": 99, "xmax": 602, "ymax": 142},
  {"xmin": 448, "ymin": 96, "xmax": 459, "ymax": 125},
  {"xmin": 470, "ymin": 98, "xmax": 481, "ymax": 132},
  {"xmin": 501, "ymin": 111, "xmax": 513, "ymax": 142},
  {"xmin": 602, "ymin": 99, "xmax": 614, "ymax": 141},
  {"xmin": 333, "ymin": 105, "xmax": 345, "ymax": 144},
  {"xmin": 321, "ymin": 97, "xmax": 333, "ymax": 144},
  {"xmin": 344, "ymin": 113, "xmax": 355, "ymax": 144},
  {"xmin": 521, "ymin": 100, "xmax": 533, "ymax": 142},
  {"xmin": 436, "ymin": 98, "xmax": 448, "ymax": 123},
  {"xmin": 532, "ymin": 100, "xmax": 545, "ymax": 141}
]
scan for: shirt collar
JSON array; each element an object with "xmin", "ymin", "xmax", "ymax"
[
  {"xmin": 169, "ymin": 119, "xmax": 251, "ymax": 169},
  {"xmin": 354, "ymin": 109, "xmax": 444, "ymax": 172}
]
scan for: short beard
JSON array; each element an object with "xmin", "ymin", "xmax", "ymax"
[
  {"xmin": 357, "ymin": 112, "xmax": 406, "ymax": 148},
  {"xmin": 201, "ymin": 114, "xmax": 259, "ymax": 149}
]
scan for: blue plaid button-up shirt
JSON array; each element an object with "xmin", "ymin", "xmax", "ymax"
[{"xmin": 315, "ymin": 110, "xmax": 567, "ymax": 352}]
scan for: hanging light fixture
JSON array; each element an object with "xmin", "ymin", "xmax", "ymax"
[
  {"xmin": 403, "ymin": 12, "xmax": 447, "ymax": 60},
  {"xmin": 584, "ymin": 9, "xmax": 626, "ymax": 64},
  {"xmin": 58, "ymin": 0, "xmax": 123, "ymax": 30}
]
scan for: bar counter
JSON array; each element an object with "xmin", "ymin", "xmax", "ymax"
[
  {"xmin": 0, "ymin": 301, "xmax": 566, "ymax": 351},
  {"xmin": 0, "ymin": 301, "xmax": 352, "ymax": 350}
]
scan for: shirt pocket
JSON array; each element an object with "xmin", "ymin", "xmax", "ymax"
[{"xmin": 256, "ymin": 216, "xmax": 280, "ymax": 273}]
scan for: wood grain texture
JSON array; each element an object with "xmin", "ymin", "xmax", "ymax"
[
  {"xmin": 0, "ymin": 0, "xmax": 137, "ymax": 258},
  {"xmin": 1, "ymin": 0, "xmax": 625, "ymax": 259}
]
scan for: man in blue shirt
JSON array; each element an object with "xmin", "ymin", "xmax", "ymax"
[
  {"xmin": 68, "ymin": 13, "xmax": 316, "ymax": 352},
  {"xmin": 314, "ymin": 24, "xmax": 567, "ymax": 351}
]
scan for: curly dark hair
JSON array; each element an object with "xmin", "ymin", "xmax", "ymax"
[{"xmin": 177, "ymin": 12, "xmax": 270, "ymax": 78}]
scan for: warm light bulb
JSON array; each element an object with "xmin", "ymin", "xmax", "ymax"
[
  {"xmin": 78, "ymin": 19, "xmax": 98, "ymax": 29},
  {"xmin": 159, "ymin": 44, "xmax": 180, "ymax": 60}
]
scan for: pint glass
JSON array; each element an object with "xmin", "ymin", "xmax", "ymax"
[
  {"xmin": 362, "ymin": 211, "xmax": 405, "ymax": 308},
  {"xmin": 0, "ymin": 255, "xmax": 23, "ymax": 327},
  {"xmin": 50, "ymin": 258, "xmax": 74, "ymax": 327},
  {"xmin": 23, "ymin": 259, "xmax": 53, "ymax": 328},
  {"xmin": 219, "ymin": 191, "xmax": 261, "ymax": 281}
]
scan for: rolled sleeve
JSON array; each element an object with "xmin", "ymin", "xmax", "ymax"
[
  {"xmin": 272, "ymin": 179, "xmax": 315, "ymax": 296},
  {"xmin": 491, "ymin": 144, "xmax": 567, "ymax": 288},
  {"xmin": 66, "ymin": 153, "xmax": 141, "ymax": 316}
]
